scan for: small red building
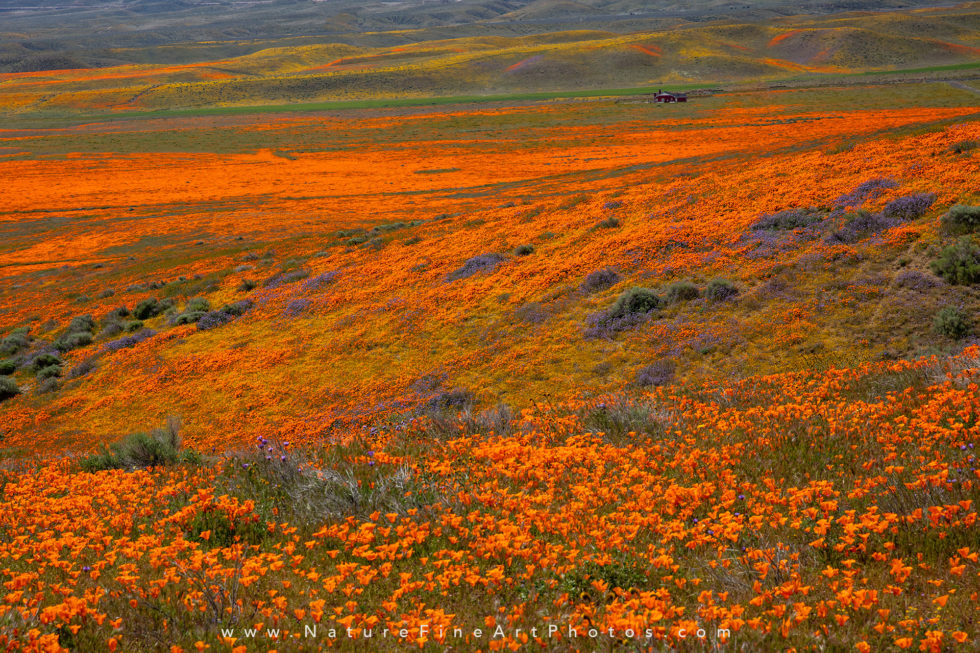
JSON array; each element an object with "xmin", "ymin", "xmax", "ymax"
[{"xmin": 654, "ymin": 89, "xmax": 687, "ymax": 103}]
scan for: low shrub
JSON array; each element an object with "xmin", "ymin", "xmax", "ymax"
[
  {"xmin": 238, "ymin": 279, "xmax": 257, "ymax": 292},
  {"xmin": 0, "ymin": 377, "xmax": 19, "ymax": 402},
  {"xmin": 829, "ymin": 209, "xmax": 891, "ymax": 244},
  {"xmin": 425, "ymin": 403, "xmax": 514, "ymax": 441},
  {"xmin": 895, "ymin": 269, "xmax": 941, "ymax": 292},
  {"xmin": 594, "ymin": 217, "xmax": 620, "ymax": 229},
  {"xmin": 302, "ymin": 271, "xmax": 339, "ymax": 291},
  {"xmin": 513, "ymin": 244, "xmax": 535, "ymax": 256},
  {"xmin": 580, "ymin": 268, "xmax": 620, "ymax": 293},
  {"xmin": 948, "ymin": 139, "xmax": 978, "ymax": 154},
  {"xmin": 930, "ymin": 237, "xmax": 980, "ymax": 285},
  {"xmin": 446, "ymin": 254, "xmax": 505, "ymax": 282},
  {"xmin": 66, "ymin": 356, "xmax": 98, "ymax": 380},
  {"xmin": 933, "ymin": 306, "xmax": 971, "ymax": 339},
  {"xmin": 67, "ymin": 315, "xmax": 96, "ymax": 334},
  {"xmin": 665, "ymin": 281, "xmax": 699, "ymax": 303},
  {"xmin": 221, "ymin": 300, "xmax": 254, "ymax": 317},
  {"xmin": 834, "ymin": 178, "xmax": 898, "ymax": 208},
  {"xmin": 880, "ymin": 193, "xmax": 935, "ymax": 221},
  {"xmin": 752, "ymin": 207, "xmax": 823, "ymax": 231},
  {"xmin": 103, "ymin": 330, "xmax": 156, "ymax": 352},
  {"xmin": 197, "ymin": 311, "xmax": 234, "ymax": 331},
  {"xmin": 125, "ymin": 320, "xmax": 144, "ymax": 332},
  {"xmin": 581, "ymin": 399, "xmax": 668, "ymax": 443},
  {"xmin": 940, "ymin": 204, "xmax": 980, "ymax": 235},
  {"xmin": 263, "ymin": 268, "xmax": 310, "ymax": 288},
  {"xmin": 514, "ymin": 302, "xmax": 548, "ymax": 324},
  {"xmin": 79, "ymin": 418, "xmax": 200, "ymax": 472},
  {"xmin": 104, "ymin": 306, "xmax": 130, "ymax": 322},
  {"xmin": 36, "ymin": 378, "xmax": 59, "ymax": 394},
  {"xmin": 427, "ymin": 388, "xmax": 475, "ymax": 411},
  {"xmin": 0, "ymin": 359, "xmax": 18, "ymax": 375},
  {"xmin": 635, "ymin": 360, "xmax": 676, "ymax": 387},
  {"xmin": 705, "ymin": 278, "xmax": 739, "ymax": 301},
  {"xmin": 0, "ymin": 331, "xmax": 29, "ymax": 356},
  {"xmin": 285, "ymin": 299, "xmax": 311, "ymax": 317}
]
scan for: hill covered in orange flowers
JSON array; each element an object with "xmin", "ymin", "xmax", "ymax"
[{"xmin": 0, "ymin": 72, "xmax": 979, "ymax": 651}]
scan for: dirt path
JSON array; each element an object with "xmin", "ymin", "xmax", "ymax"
[{"xmin": 948, "ymin": 80, "xmax": 980, "ymax": 95}]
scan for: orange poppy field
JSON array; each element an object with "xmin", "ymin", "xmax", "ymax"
[{"xmin": 1, "ymin": 74, "xmax": 980, "ymax": 651}]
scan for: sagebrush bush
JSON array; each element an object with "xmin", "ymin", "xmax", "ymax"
[
  {"xmin": 54, "ymin": 331, "xmax": 93, "ymax": 353},
  {"xmin": 513, "ymin": 244, "xmax": 534, "ymax": 256},
  {"xmin": 132, "ymin": 298, "xmax": 163, "ymax": 320},
  {"xmin": 580, "ymin": 268, "xmax": 620, "ymax": 293},
  {"xmin": 0, "ymin": 359, "xmax": 18, "ymax": 375},
  {"xmin": 238, "ymin": 279, "xmax": 257, "ymax": 292},
  {"xmin": 170, "ymin": 311, "xmax": 207, "ymax": 326},
  {"xmin": 594, "ymin": 217, "xmax": 620, "ymax": 229},
  {"xmin": 930, "ymin": 237, "xmax": 980, "ymax": 285},
  {"xmin": 940, "ymin": 205, "xmax": 980, "ymax": 235},
  {"xmin": 665, "ymin": 281, "xmax": 699, "ymax": 303},
  {"xmin": 586, "ymin": 287, "xmax": 662, "ymax": 338},
  {"xmin": 705, "ymin": 278, "xmax": 739, "ymax": 301},
  {"xmin": 185, "ymin": 297, "xmax": 210, "ymax": 313},
  {"xmin": 31, "ymin": 353, "xmax": 61, "ymax": 373},
  {"xmin": 933, "ymin": 306, "xmax": 971, "ymax": 339},
  {"xmin": 79, "ymin": 417, "xmax": 200, "ymax": 472},
  {"xmin": 36, "ymin": 364, "xmax": 61, "ymax": 380},
  {"xmin": 98, "ymin": 322, "xmax": 124, "ymax": 339},
  {"xmin": 0, "ymin": 377, "xmax": 19, "ymax": 402}
]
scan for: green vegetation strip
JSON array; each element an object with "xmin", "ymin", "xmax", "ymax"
[{"xmin": 12, "ymin": 84, "xmax": 713, "ymax": 126}]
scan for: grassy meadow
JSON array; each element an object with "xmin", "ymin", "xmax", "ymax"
[{"xmin": 1, "ymin": 4, "xmax": 980, "ymax": 652}]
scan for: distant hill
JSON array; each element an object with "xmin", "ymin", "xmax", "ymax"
[{"xmin": 1, "ymin": 2, "xmax": 977, "ymax": 112}]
